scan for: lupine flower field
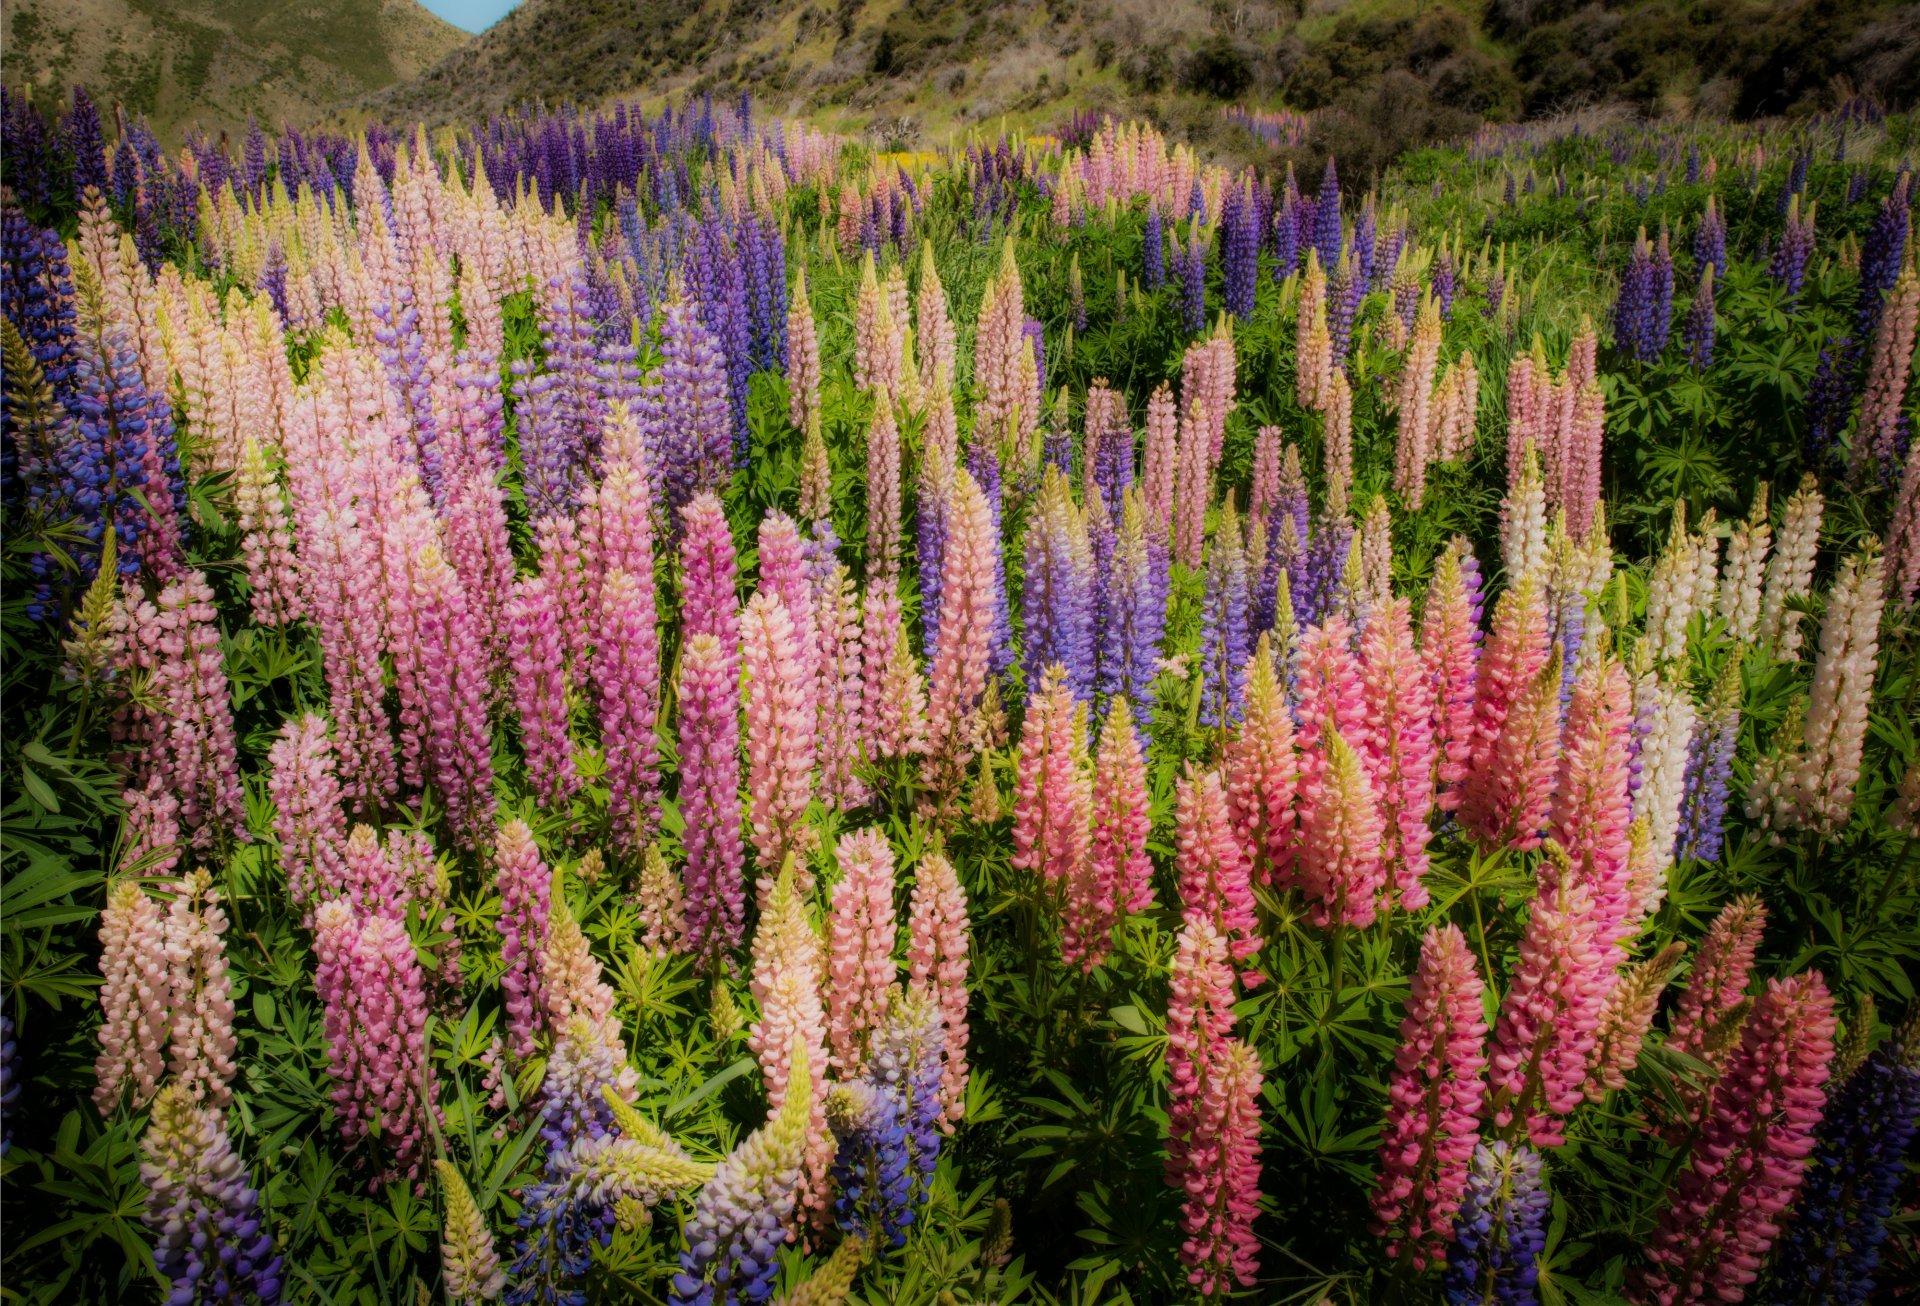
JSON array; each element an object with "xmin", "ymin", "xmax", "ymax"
[{"xmin": 2, "ymin": 87, "xmax": 1919, "ymax": 1305}]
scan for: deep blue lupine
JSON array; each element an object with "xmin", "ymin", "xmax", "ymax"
[
  {"xmin": 2, "ymin": 206, "xmax": 78, "ymax": 501},
  {"xmin": 1769, "ymin": 197, "xmax": 1817, "ymax": 306},
  {"xmin": 1179, "ymin": 226, "xmax": 1207, "ymax": 335},
  {"xmin": 1328, "ymin": 254, "xmax": 1362, "ymax": 370},
  {"xmin": 505, "ymin": 1181, "xmax": 611, "ymax": 1306},
  {"xmin": 1197, "ymin": 511, "xmax": 1251, "ymax": 729},
  {"xmin": 917, "ymin": 479, "xmax": 950, "ymax": 659},
  {"xmin": 1677, "ymin": 692, "xmax": 1738, "ymax": 865},
  {"xmin": 1683, "ymin": 266, "xmax": 1717, "ymax": 371},
  {"xmin": 1433, "ymin": 249, "xmax": 1458, "ymax": 320},
  {"xmin": 1143, "ymin": 203, "xmax": 1165, "ymax": 290},
  {"xmin": 1272, "ymin": 190, "xmax": 1300, "ymax": 281},
  {"xmin": 1854, "ymin": 175, "xmax": 1910, "ymax": 343},
  {"xmin": 1503, "ymin": 171, "xmax": 1517, "ymax": 208},
  {"xmin": 243, "ymin": 118, "xmax": 269, "ymax": 196},
  {"xmin": 1806, "ymin": 334, "xmax": 1861, "ymax": 463},
  {"xmin": 1845, "ymin": 168, "xmax": 1868, "ymax": 207},
  {"xmin": 1314, "ymin": 156, "xmax": 1343, "ymax": 273},
  {"xmin": 1650, "ymin": 224, "xmax": 1675, "ymax": 348},
  {"xmin": 745, "ymin": 215, "xmax": 789, "ymax": 372},
  {"xmin": 63, "ymin": 87, "xmax": 108, "ymax": 200},
  {"xmin": 686, "ymin": 219, "xmax": 753, "ymax": 460},
  {"xmin": 1444, "ymin": 1142, "xmax": 1550, "ymax": 1306},
  {"xmin": 1223, "ymin": 183, "xmax": 1259, "ymax": 320},
  {"xmin": 1778, "ymin": 149, "xmax": 1811, "ymax": 216},
  {"xmin": 1693, "ymin": 199, "xmax": 1727, "ymax": 282},
  {"xmin": 1686, "ymin": 144, "xmax": 1701, "ymax": 185},
  {"xmin": 1021, "ymin": 474, "xmax": 1095, "ymax": 701},
  {"xmin": 2, "ymin": 89, "xmax": 56, "ymax": 212},
  {"xmin": 1764, "ymin": 1025, "xmax": 1920, "ymax": 1305},
  {"xmin": 108, "ymin": 137, "xmax": 141, "ymax": 215},
  {"xmin": 1095, "ymin": 495, "xmax": 1169, "ymax": 733},
  {"xmin": 1293, "ymin": 515, "xmax": 1352, "ymax": 631},
  {"xmin": 1613, "ymin": 229, "xmax": 1661, "ymax": 363}
]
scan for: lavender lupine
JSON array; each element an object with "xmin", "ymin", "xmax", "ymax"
[
  {"xmin": 1022, "ymin": 467, "xmax": 1095, "ymax": 701},
  {"xmin": 138, "ymin": 1084, "xmax": 284, "ymax": 1306},
  {"xmin": 1197, "ymin": 498, "xmax": 1251, "ymax": 730}
]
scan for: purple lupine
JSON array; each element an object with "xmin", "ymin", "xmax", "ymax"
[
  {"xmin": 1433, "ymin": 249, "xmax": 1458, "ymax": 321},
  {"xmin": 1023, "ymin": 317, "xmax": 1048, "ymax": 399},
  {"xmin": 1693, "ymin": 197, "xmax": 1727, "ymax": 283},
  {"xmin": 1314, "ymin": 156, "xmax": 1343, "ymax": 273},
  {"xmin": 1614, "ymin": 228, "xmax": 1661, "ymax": 363},
  {"xmin": 1442, "ymin": 1141, "xmax": 1549, "ymax": 1306},
  {"xmin": 686, "ymin": 217, "xmax": 753, "ymax": 460},
  {"xmin": 1197, "ymin": 506, "xmax": 1251, "ymax": 729},
  {"xmin": 1272, "ymin": 188, "xmax": 1301, "ymax": 281},
  {"xmin": 964, "ymin": 440, "xmax": 1015, "ymax": 678},
  {"xmin": 1769, "ymin": 196, "xmax": 1817, "ymax": 307},
  {"xmin": 1683, "ymin": 265, "xmax": 1717, "ymax": 371},
  {"xmin": 1180, "ymin": 226, "xmax": 1208, "ymax": 336},
  {"xmin": 1650, "ymin": 224, "xmax": 1675, "ymax": 350},
  {"xmin": 1022, "ymin": 470, "xmax": 1095, "ymax": 702},
  {"xmin": 1353, "ymin": 195, "xmax": 1378, "ymax": 294},
  {"xmin": 513, "ymin": 268, "xmax": 605, "ymax": 517},
  {"xmin": 1143, "ymin": 202, "xmax": 1166, "ymax": 291},
  {"xmin": 643, "ymin": 293, "xmax": 732, "ymax": 522},
  {"xmin": 1293, "ymin": 515, "xmax": 1352, "ymax": 631},
  {"xmin": 138, "ymin": 1086, "xmax": 284, "ymax": 1306},
  {"xmin": 1676, "ymin": 669, "xmax": 1740, "ymax": 865},
  {"xmin": 374, "ymin": 299, "xmax": 443, "ymax": 500},
  {"xmin": 63, "ymin": 88, "xmax": 108, "ymax": 198},
  {"xmin": 1806, "ymin": 334, "xmax": 1861, "ymax": 463},
  {"xmin": 1329, "ymin": 254, "xmax": 1362, "ymax": 370},
  {"xmin": 917, "ymin": 471, "xmax": 951, "ymax": 659},
  {"xmin": 1854, "ymin": 174, "xmax": 1910, "ymax": 343},
  {"xmin": 1223, "ymin": 183, "xmax": 1259, "ymax": 320},
  {"xmin": 1096, "ymin": 492, "xmax": 1169, "ymax": 733}
]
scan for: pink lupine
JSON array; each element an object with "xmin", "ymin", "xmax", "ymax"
[
  {"xmin": 598, "ymin": 567, "xmax": 662, "ymax": 851},
  {"xmin": 1466, "ymin": 660, "xmax": 1563, "ymax": 854},
  {"xmin": 506, "ymin": 575, "xmax": 579, "ymax": 811},
  {"xmin": 1487, "ymin": 854, "xmax": 1612, "ymax": 1147},
  {"xmin": 1371, "ymin": 924, "xmax": 1488, "ymax": 1268},
  {"xmin": 758, "ymin": 512, "xmax": 818, "ymax": 691},
  {"xmin": 1359, "ymin": 598, "xmax": 1438, "ymax": 908},
  {"xmin": 859, "ymin": 582, "xmax": 912, "ymax": 760},
  {"xmin": 1296, "ymin": 727, "xmax": 1388, "ymax": 929},
  {"xmin": 410, "ymin": 542, "xmax": 500, "ymax": 848},
  {"xmin": 1563, "ymin": 381, "xmax": 1605, "ymax": 537},
  {"xmin": 679, "ymin": 491, "xmax": 740, "ymax": 646},
  {"xmin": 1392, "ymin": 296, "xmax": 1442, "ymax": 509},
  {"xmin": 1635, "ymin": 973, "xmax": 1835, "ymax": 1306},
  {"xmin": 747, "ymin": 863, "xmax": 833, "ymax": 1229},
  {"xmin": 786, "ymin": 266, "xmax": 821, "ymax": 429},
  {"xmin": 679, "ymin": 633, "xmax": 746, "ymax": 958},
  {"xmin": 267, "ymin": 713, "xmax": 349, "ymax": 913},
  {"xmin": 313, "ymin": 896, "xmax": 438, "ymax": 1183},
  {"xmin": 824, "ymin": 829, "xmax": 899, "ymax": 1076},
  {"xmin": 1172, "ymin": 402, "xmax": 1211, "ymax": 568},
  {"xmin": 540, "ymin": 893, "xmax": 621, "ymax": 1033},
  {"xmin": 926, "ymin": 468, "xmax": 998, "ymax": 780},
  {"xmin": 915, "ymin": 241, "xmax": 958, "ymax": 391},
  {"xmin": 1552, "ymin": 655, "xmax": 1634, "ymax": 943},
  {"xmin": 1665, "ymin": 895, "xmax": 1767, "ymax": 1118},
  {"xmin": 1294, "ymin": 615, "xmax": 1369, "ymax": 758},
  {"xmin": 814, "ymin": 561, "xmax": 869, "ymax": 807},
  {"xmin": 852, "ymin": 254, "xmax": 893, "ymax": 397},
  {"xmin": 1088, "ymin": 696, "xmax": 1155, "ymax": 953},
  {"xmin": 1224, "ymin": 636, "xmax": 1299, "ymax": 888},
  {"xmin": 1885, "ymin": 441, "xmax": 1920, "ymax": 604},
  {"xmin": 865, "ymin": 400, "xmax": 903, "ymax": 577},
  {"xmin": 906, "ymin": 850, "xmax": 972, "ymax": 1129},
  {"xmin": 112, "ymin": 570, "xmax": 248, "ymax": 852},
  {"xmin": 337, "ymin": 825, "xmax": 407, "ymax": 920},
  {"xmin": 234, "ymin": 434, "xmax": 305, "ymax": 626},
  {"xmin": 742, "ymin": 590, "xmax": 818, "ymax": 890},
  {"xmin": 1420, "ymin": 541, "xmax": 1481, "ymax": 811},
  {"xmin": 1175, "ymin": 766, "xmax": 1262, "ymax": 980},
  {"xmin": 1852, "ymin": 258, "xmax": 1917, "ymax": 481},
  {"xmin": 94, "ymin": 880, "xmax": 172, "ymax": 1114},
  {"xmin": 1459, "ymin": 578, "xmax": 1550, "ymax": 843},
  {"xmin": 1011, "ymin": 668, "xmax": 1096, "ymax": 964},
  {"xmin": 579, "ymin": 451, "xmax": 655, "ymax": 614},
  {"xmin": 162, "ymin": 871, "xmax": 238, "ymax": 1108},
  {"xmin": 119, "ymin": 774, "xmax": 182, "ymax": 879},
  {"xmin": 1141, "ymin": 382, "xmax": 1179, "ymax": 541},
  {"xmin": 494, "ymin": 820, "xmax": 552, "ymax": 1061},
  {"xmin": 533, "ymin": 512, "xmax": 594, "ymax": 677},
  {"xmin": 1250, "ymin": 425, "xmax": 1284, "ymax": 521}
]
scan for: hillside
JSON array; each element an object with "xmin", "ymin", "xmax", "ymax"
[
  {"xmin": 1, "ymin": 0, "xmax": 468, "ymax": 142},
  {"xmin": 369, "ymin": 0, "xmax": 1918, "ymax": 163}
]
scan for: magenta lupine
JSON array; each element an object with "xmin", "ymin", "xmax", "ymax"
[
  {"xmin": 1224, "ymin": 636, "xmax": 1299, "ymax": 888},
  {"xmin": 824, "ymin": 829, "xmax": 899, "ymax": 1076},
  {"xmin": 679, "ymin": 491, "xmax": 740, "ymax": 648},
  {"xmin": 94, "ymin": 880, "xmax": 172, "ymax": 1114},
  {"xmin": 1553, "ymin": 654, "xmax": 1635, "ymax": 944},
  {"xmin": 742, "ymin": 590, "xmax": 818, "ymax": 891},
  {"xmin": 112, "ymin": 570, "xmax": 247, "ymax": 852},
  {"xmin": 1487, "ymin": 853, "xmax": 1612, "ymax": 1148},
  {"xmin": 313, "ymin": 895, "xmax": 437, "ymax": 1183},
  {"xmin": 1174, "ymin": 765, "xmax": 1262, "ymax": 981},
  {"xmin": 1359, "ymin": 597, "xmax": 1438, "ymax": 909},
  {"xmin": 1371, "ymin": 924, "xmax": 1489, "ymax": 1269},
  {"xmin": 1635, "ymin": 973, "xmax": 1836, "ymax": 1306},
  {"xmin": 1089, "ymin": 696, "xmax": 1156, "ymax": 939},
  {"xmin": 534, "ymin": 512, "xmax": 593, "ymax": 679},
  {"xmin": 1294, "ymin": 615, "xmax": 1369, "ymax": 758},
  {"xmin": 1421, "ymin": 542, "xmax": 1482, "ymax": 811},
  {"xmin": 679, "ymin": 632, "xmax": 746, "ymax": 958},
  {"xmin": 267, "ymin": 713, "xmax": 349, "ymax": 914},
  {"xmin": 506, "ymin": 575, "xmax": 578, "ymax": 811},
  {"xmin": 597, "ymin": 567, "xmax": 663, "ymax": 850},
  {"xmin": 906, "ymin": 852, "xmax": 971, "ymax": 1126},
  {"xmin": 1295, "ymin": 726, "xmax": 1388, "ymax": 929},
  {"xmin": 495, "ymin": 821, "xmax": 552, "ymax": 1061},
  {"xmin": 1011, "ymin": 668, "xmax": 1097, "ymax": 962}
]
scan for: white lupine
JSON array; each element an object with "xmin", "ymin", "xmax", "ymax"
[
  {"xmin": 1758, "ymin": 474, "xmax": 1824, "ymax": 658},
  {"xmin": 1787, "ymin": 550, "xmax": 1886, "ymax": 835},
  {"xmin": 1645, "ymin": 508, "xmax": 1702, "ymax": 664},
  {"xmin": 1718, "ymin": 484, "xmax": 1772, "ymax": 642},
  {"xmin": 1502, "ymin": 445, "xmax": 1550, "ymax": 586},
  {"xmin": 1634, "ymin": 675, "xmax": 1697, "ymax": 876}
]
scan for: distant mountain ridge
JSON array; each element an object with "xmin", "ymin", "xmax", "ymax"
[{"xmin": 2, "ymin": 0, "xmax": 469, "ymax": 142}]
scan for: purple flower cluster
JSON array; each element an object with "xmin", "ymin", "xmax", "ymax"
[
  {"xmin": 1443, "ymin": 1141, "xmax": 1549, "ymax": 1306},
  {"xmin": 1223, "ymin": 184, "xmax": 1259, "ymax": 320},
  {"xmin": 1143, "ymin": 203, "xmax": 1166, "ymax": 291},
  {"xmin": 1314, "ymin": 156, "xmax": 1343, "ymax": 274},
  {"xmin": 1198, "ymin": 518, "xmax": 1251, "ymax": 729},
  {"xmin": 1854, "ymin": 174, "xmax": 1910, "ymax": 342},
  {"xmin": 1613, "ymin": 226, "xmax": 1673, "ymax": 363},
  {"xmin": 1180, "ymin": 227, "xmax": 1208, "ymax": 336},
  {"xmin": 1768, "ymin": 197, "xmax": 1817, "ymax": 306}
]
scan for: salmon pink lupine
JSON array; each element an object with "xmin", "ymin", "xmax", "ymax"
[
  {"xmin": 1142, "ymin": 382, "xmax": 1179, "ymax": 539},
  {"xmin": 1552, "ymin": 655, "xmax": 1635, "ymax": 944},
  {"xmin": 1360, "ymin": 597, "xmax": 1437, "ymax": 908},
  {"xmin": 1176, "ymin": 765, "xmax": 1263, "ymax": 978},
  {"xmin": 824, "ymin": 830, "xmax": 899, "ymax": 1076},
  {"xmin": 743, "ymin": 590, "xmax": 818, "ymax": 893},
  {"xmin": 94, "ymin": 880, "xmax": 172, "ymax": 1114},
  {"xmin": 313, "ymin": 894, "xmax": 437, "ymax": 1183},
  {"xmin": 1459, "ymin": 578, "xmax": 1551, "ymax": 841},
  {"xmin": 506, "ymin": 574, "xmax": 579, "ymax": 811},
  {"xmin": 678, "ymin": 633, "xmax": 746, "ymax": 958},
  {"xmin": 747, "ymin": 863, "xmax": 834, "ymax": 1231},
  {"xmin": 1294, "ymin": 614, "xmax": 1369, "ymax": 758},
  {"xmin": 1296, "ymin": 726, "xmax": 1388, "ymax": 928},
  {"xmin": 1011, "ymin": 667, "xmax": 1096, "ymax": 959},
  {"xmin": 1091, "ymin": 696, "xmax": 1156, "ymax": 924},
  {"xmin": 1635, "ymin": 973, "xmax": 1836, "ymax": 1306},
  {"xmin": 1371, "ymin": 924, "xmax": 1489, "ymax": 1269},
  {"xmin": 495, "ymin": 820, "xmax": 552, "ymax": 1061},
  {"xmin": 1224, "ymin": 636, "xmax": 1299, "ymax": 888},
  {"xmin": 597, "ymin": 568, "xmax": 662, "ymax": 851},
  {"xmin": 1466, "ymin": 660, "xmax": 1563, "ymax": 854},
  {"xmin": 906, "ymin": 852, "xmax": 971, "ymax": 1126},
  {"xmin": 1487, "ymin": 852, "xmax": 1612, "ymax": 1148},
  {"xmin": 1421, "ymin": 541, "xmax": 1482, "ymax": 811},
  {"xmin": 267, "ymin": 712, "xmax": 348, "ymax": 914}
]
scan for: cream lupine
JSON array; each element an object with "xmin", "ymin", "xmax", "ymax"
[
  {"xmin": 94, "ymin": 880, "xmax": 173, "ymax": 1114},
  {"xmin": 1757, "ymin": 475, "xmax": 1825, "ymax": 657},
  {"xmin": 1717, "ymin": 484, "xmax": 1771, "ymax": 642}
]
